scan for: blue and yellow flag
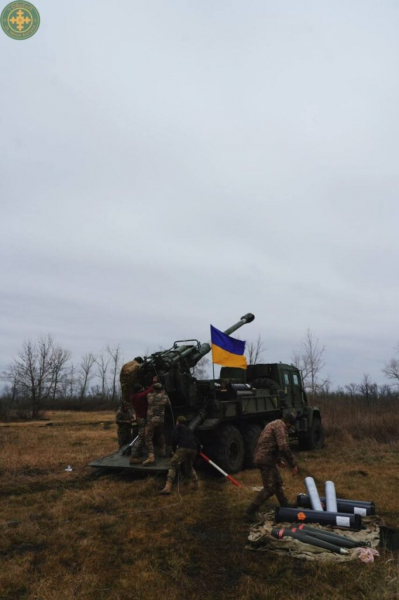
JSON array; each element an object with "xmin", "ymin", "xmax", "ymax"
[{"xmin": 210, "ymin": 325, "xmax": 247, "ymax": 369}]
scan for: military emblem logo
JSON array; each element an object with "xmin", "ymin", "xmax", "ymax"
[{"xmin": 1, "ymin": 1, "xmax": 40, "ymax": 40}]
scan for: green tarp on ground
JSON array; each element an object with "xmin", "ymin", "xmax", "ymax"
[{"xmin": 246, "ymin": 510, "xmax": 380, "ymax": 562}]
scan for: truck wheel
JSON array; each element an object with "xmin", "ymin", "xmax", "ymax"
[
  {"xmin": 299, "ymin": 417, "xmax": 324, "ymax": 450},
  {"xmin": 242, "ymin": 424, "xmax": 262, "ymax": 469},
  {"xmin": 212, "ymin": 425, "xmax": 245, "ymax": 474},
  {"xmin": 252, "ymin": 378, "xmax": 281, "ymax": 393}
]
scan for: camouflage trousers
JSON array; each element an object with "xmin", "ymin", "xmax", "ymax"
[
  {"xmin": 144, "ymin": 418, "xmax": 166, "ymax": 456},
  {"xmin": 131, "ymin": 418, "xmax": 146, "ymax": 457},
  {"xmin": 253, "ymin": 462, "xmax": 287, "ymax": 508},
  {"xmin": 117, "ymin": 426, "xmax": 132, "ymax": 448},
  {"xmin": 166, "ymin": 448, "xmax": 198, "ymax": 484}
]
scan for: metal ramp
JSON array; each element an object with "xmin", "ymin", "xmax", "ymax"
[{"xmin": 89, "ymin": 446, "xmax": 171, "ymax": 473}]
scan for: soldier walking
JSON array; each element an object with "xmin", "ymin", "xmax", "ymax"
[
  {"xmin": 245, "ymin": 413, "xmax": 298, "ymax": 520},
  {"xmin": 115, "ymin": 402, "xmax": 133, "ymax": 447},
  {"xmin": 160, "ymin": 416, "xmax": 200, "ymax": 495},
  {"xmin": 142, "ymin": 382, "xmax": 169, "ymax": 465}
]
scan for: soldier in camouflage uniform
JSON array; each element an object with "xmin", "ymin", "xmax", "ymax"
[
  {"xmin": 160, "ymin": 416, "xmax": 199, "ymax": 494},
  {"xmin": 115, "ymin": 402, "xmax": 133, "ymax": 447},
  {"xmin": 246, "ymin": 413, "xmax": 298, "ymax": 520},
  {"xmin": 119, "ymin": 357, "xmax": 143, "ymax": 404},
  {"xmin": 142, "ymin": 382, "xmax": 169, "ymax": 465},
  {"xmin": 129, "ymin": 382, "xmax": 154, "ymax": 464}
]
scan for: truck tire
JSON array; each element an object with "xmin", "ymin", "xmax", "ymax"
[
  {"xmin": 242, "ymin": 424, "xmax": 262, "ymax": 469},
  {"xmin": 212, "ymin": 425, "xmax": 245, "ymax": 474},
  {"xmin": 252, "ymin": 378, "xmax": 281, "ymax": 394},
  {"xmin": 299, "ymin": 417, "xmax": 324, "ymax": 450}
]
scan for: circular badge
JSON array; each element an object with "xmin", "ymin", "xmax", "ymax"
[
  {"xmin": 297, "ymin": 512, "xmax": 307, "ymax": 521},
  {"xmin": 1, "ymin": 2, "xmax": 40, "ymax": 40}
]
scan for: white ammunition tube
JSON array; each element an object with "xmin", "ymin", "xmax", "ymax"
[
  {"xmin": 305, "ymin": 477, "xmax": 323, "ymax": 511},
  {"xmin": 325, "ymin": 480, "xmax": 338, "ymax": 512}
]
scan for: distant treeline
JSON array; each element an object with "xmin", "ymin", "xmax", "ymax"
[
  {"xmin": 1, "ymin": 333, "xmax": 398, "ymax": 422},
  {"xmin": 0, "ymin": 335, "xmax": 123, "ymax": 419}
]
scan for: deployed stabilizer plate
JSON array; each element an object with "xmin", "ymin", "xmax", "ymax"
[{"xmin": 89, "ymin": 447, "xmax": 171, "ymax": 472}]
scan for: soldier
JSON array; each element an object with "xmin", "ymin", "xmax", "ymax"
[
  {"xmin": 142, "ymin": 382, "xmax": 169, "ymax": 465},
  {"xmin": 160, "ymin": 416, "xmax": 200, "ymax": 495},
  {"xmin": 245, "ymin": 413, "xmax": 298, "ymax": 520},
  {"xmin": 119, "ymin": 357, "xmax": 144, "ymax": 404},
  {"xmin": 115, "ymin": 402, "xmax": 133, "ymax": 447},
  {"xmin": 129, "ymin": 381, "xmax": 154, "ymax": 464}
]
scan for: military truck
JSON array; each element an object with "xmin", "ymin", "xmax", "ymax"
[{"xmin": 90, "ymin": 313, "xmax": 324, "ymax": 474}]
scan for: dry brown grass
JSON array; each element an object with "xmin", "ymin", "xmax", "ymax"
[
  {"xmin": 0, "ymin": 411, "xmax": 398, "ymax": 600},
  {"xmin": 318, "ymin": 397, "xmax": 399, "ymax": 445}
]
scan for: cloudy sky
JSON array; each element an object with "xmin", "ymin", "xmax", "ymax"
[{"xmin": 1, "ymin": 0, "xmax": 399, "ymax": 387}]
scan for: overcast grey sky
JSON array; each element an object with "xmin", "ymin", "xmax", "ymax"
[{"xmin": 1, "ymin": 0, "xmax": 399, "ymax": 387}]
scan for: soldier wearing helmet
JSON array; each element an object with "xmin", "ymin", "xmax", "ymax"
[{"xmin": 245, "ymin": 412, "xmax": 298, "ymax": 520}]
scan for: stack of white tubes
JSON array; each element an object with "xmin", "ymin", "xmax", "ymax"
[{"xmin": 305, "ymin": 477, "xmax": 337, "ymax": 512}]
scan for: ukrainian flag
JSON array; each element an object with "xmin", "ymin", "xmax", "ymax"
[{"xmin": 210, "ymin": 325, "xmax": 247, "ymax": 369}]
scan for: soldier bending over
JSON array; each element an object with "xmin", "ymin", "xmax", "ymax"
[
  {"xmin": 246, "ymin": 413, "xmax": 298, "ymax": 520},
  {"xmin": 160, "ymin": 416, "xmax": 200, "ymax": 495},
  {"xmin": 119, "ymin": 357, "xmax": 144, "ymax": 404}
]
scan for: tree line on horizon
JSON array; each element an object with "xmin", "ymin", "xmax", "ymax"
[{"xmin": 0, "ymin": 331, "xmax": 398, "ymax": 420}]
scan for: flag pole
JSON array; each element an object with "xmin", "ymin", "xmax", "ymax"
[{"xmin": 211, "ymin": 325, "xmax": 216, "ymax": 380}]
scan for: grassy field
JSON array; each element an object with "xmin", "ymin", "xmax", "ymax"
[{"xmin": 0, "ymin": 410, "xmax": 398, "ymax": 600}]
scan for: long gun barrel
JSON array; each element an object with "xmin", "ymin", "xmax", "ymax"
[{"xmin": 144, "ymin": 313, "xmax": 255, "ymax": 373}]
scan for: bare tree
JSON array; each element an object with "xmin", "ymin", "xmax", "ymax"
[
  {"xmin": 78, "ymin": 353, "xmax": 96, "ymax": 403},
  {"xmin": 246, "ymin": 335, "xmax": 266, "ymax": 365},
  {"xmin": 191, "ymin": 356, "xmax": 211, "ymax": 379},
  {"xmin": 1, "ymin": 364, "xmax": 19, "ymax": 403},
  {"xmin": 292, "ymin": 329, "xmax": 327, "ymax": 399},
  {"xmin": 359, "ymin": 373, "xmax": 378, "ymax": 404},
  {"xmin": 345, "ymin": 383, "xmax": 359, "ymax": 399},
  {"xmin": 319, "ymin": 379, "xmax": 331, "ymax": 395},
  {"xmin": 107, "ymin": 345, "xmax": 121, "ymax": 402},
  {"xmin": 67, "ymin": 364, "xmax": 76, "ymax": 398},
  {"xmin": 95, "ymin": 351, "xmax": 110, "ymax": 399},
  {"xmin": 379, "ymin": 384, "xmax": 392, "ymax": 398},
  {"xmin": 382, "ymin": 347, "xmax": 399, "ymax": 386},
  {"xmin": 0, "ymin": 335, "xmax": 67, "ymax": 418},
  {"xmin": 49, "ymin": 346, "xmax": 71, "ymax": 401}
]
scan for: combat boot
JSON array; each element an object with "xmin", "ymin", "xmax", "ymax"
[
  {"xmin": 142, "ymin": 453, "xmax": 155, "ymax": 466},
  {"xmin": 129, "ymin": 457, "xmax": 143, "ymax": 465},
  {"xmin": 159, "ymin": 480, "xmax": 173, "ymax": 495},
  {"xmin": 159, "ymin": 446, "xmax": 167, "ymax": 458},
  {"xmin": 245, "ymin": 502, "xmax": 260, "ymax": 522}
]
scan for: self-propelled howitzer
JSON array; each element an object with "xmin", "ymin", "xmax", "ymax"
[
  {"xmin": 90, "ymin": 311, "xmax": 324, "ymax": 475},
  {"xmin": 135, "ymin": 310, "xmax": 323, "ymax": 473}
]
